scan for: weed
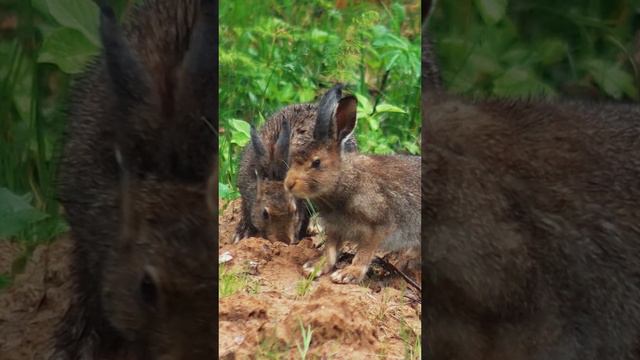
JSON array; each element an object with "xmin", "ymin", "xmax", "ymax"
[
  {"xmin": 296, "ymin": 320, "xmax": 314, "ymax": 360},
  {"xmin": 295, "ymin": 257, "xmax": 324, "ymax": 298},
  {"xmin": 218, "ymin": 263, "xmax": 260, "ymax": 298},
  {"xmin": 257, "ymin": 336, "xmax": 288, "ymax": 360},
  {"xmin": 398, "ymin": 317, "xmax": 419, "ymax": 360}
]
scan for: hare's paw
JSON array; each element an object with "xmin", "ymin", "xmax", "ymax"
[
  {"xmin": 302, "ymin": 259, "xmax": 332, "ymax": 277},
  {"xmin": 302, "ymin": 261, "xmax": 316, "ymax": 276},
  {"xmin": 330, "ymin": 265, "xmax": 367, "ymax": 284}
]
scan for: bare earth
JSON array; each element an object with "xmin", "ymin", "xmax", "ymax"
[
  {"xmin": 0, "ymin": 237, "xmax": 72, "ymax": 360},
  {"xmin": 218, "ymin": 199, "xmax": 422, "ymax": 359}
]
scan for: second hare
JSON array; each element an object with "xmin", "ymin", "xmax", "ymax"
[{"xmin": 285, "ymin": 85, "xmax": 421, "ymax": 284}]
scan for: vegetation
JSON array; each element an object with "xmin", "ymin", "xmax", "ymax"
[
  {"xmin": 0, "ymin": 0, "xmax": 140, "ymax": 287},
  {"xmin": 218, "ymin": 263, "xmax": 260, "ymax": 298},
  {"xmin": 296, "ymin": 320, "xmax": 314, "ymax": 360},
  {"xmin": 219, "ymin": 0, "xmax": 422, "ymax": 200},
  {"xmin": 430, "ymin": 0, "xmax": 640, "ymax": 100}
]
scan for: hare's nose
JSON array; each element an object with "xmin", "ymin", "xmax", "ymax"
[{"xmin": 285, "ymin": 178, "xmax": 296, "ymax": 191}]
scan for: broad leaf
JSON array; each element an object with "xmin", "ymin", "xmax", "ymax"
[
  {"xmin": 46, "ymin": 0, "xmax": 100, "ymax": 45},
  {"xmin": 38, "ymin": 27, "xmax": 99, "ymax": 74}
]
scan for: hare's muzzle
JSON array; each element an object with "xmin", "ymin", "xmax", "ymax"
[{"xmin": 285, "ymin": 177, "xmax": 297, "ymax": 192}]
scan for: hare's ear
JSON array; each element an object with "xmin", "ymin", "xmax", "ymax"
[
  {"xmin": 174, "ymin": 0, "xmax": 215, "ymax": 117},
  {"xmin": 273, "ymin": 120, "xmax": 291, "ymax": 167},
  {"xmin": 334, "ymin": 95, "xmax": 358, "ymax": 146},
  {"xmin": 251, "ymin": 125, "xmax": 266, "ymax": 158},
  {"xmin": 255, "ymin": 169, "xmax": 262, "ymax": 194},
  {"xmin": 163, "ymin": 0, "xmax": 216, "ymax": 181},
  {"xmin": 423, "ymin": 0, "xmax": 434, "ymax": 23},
  {"xmin": 99, "ymin": 3, "xmax": 150, "ymax": 104},
  {"xmin": 114, "ymin": 145, "xmax": 136, "ymax": 243},
  {"xmin": 206, "ymin": 170, "xmax": 217, "ymax": 216},
  {"xmin": 314, "ymin": 84, "xmax": 344, "ymax": 141}
]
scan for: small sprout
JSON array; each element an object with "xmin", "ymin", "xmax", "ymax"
[{"xmin": 296, "ymin": 320, "xmax": 313, "ymax": 360}]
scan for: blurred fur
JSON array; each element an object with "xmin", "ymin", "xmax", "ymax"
[
  {"xmin": 423, "ymin": 10, "xmax": 640, "ymax": 359},
  {"xmin": 53, "ymin": 1, "xmax": 216, "ymax": 359}
]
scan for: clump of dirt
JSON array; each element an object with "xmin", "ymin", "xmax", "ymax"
[
  {"xmin": 219, "ymin": 199, "xmax": 421, "ymax": 359},
  {"xmin": 0, "ymin": 236, "xmax": 72, "ymax": 359}
]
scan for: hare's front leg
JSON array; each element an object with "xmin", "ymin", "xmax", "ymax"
[
  {"xmin": 303, "ymin": 228, "xmax": 342, "ymax": 276},
  {"xmin": 330, "ymin": 229, "xmax": 386, "ymax": 284}
]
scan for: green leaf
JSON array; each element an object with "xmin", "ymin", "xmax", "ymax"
[
  {"xmin": 11, "ymin": 55, "xmax": 34, "ymax": 123},
  {"xmin": 46, "ymin": 0, "xmax": 100, "ymax": 45},
  {"xmin": 229, "ymin": 119, "xmax": 251, "ymax": 146},
  {"xmin": 0, "ymin": 188, "xmax": 49, "ymax": 239},
  {"xmin": 493, "ymin": 67, "xmax": 555, "ymax": 98},
  {"xmin": 536, "ymin": 39, "xmax": 567, "ymax": 65},
  {"xmin": 38, "ymin": 28, "xmax": 100, "ymax": 74},
  {"xmin": 310, "ymin": 29, "xmax": 329, "ymax": 42},
  {"xmin": 375, "ymin": 103, "xmax": 407, "ymax": 114},
  {"xmin": 474, "ymin": 0, "xmax": 508, "ymax": 25},
  {"xmin": 585, "ymin": 59, "xmax": 638, "ymax": 100},
  {"xmin": 219, "ymin": 182, "xmax": 239, "ymax": 200},
  {"xmin": 354, "ymin": 93, "xmax": 373, "ymax": 115}
]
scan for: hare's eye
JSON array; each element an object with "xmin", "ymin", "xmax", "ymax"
[
  {"xmin": 262, "ymin": 208, "xmax": 270, "ymax": 220},
  {"xmin": 140, "ymin": 272, "xmax": 157, "ymax": 307},
  {"xmin": 311, "ymin": 159, "xmax": 321, "ymax": 169}
]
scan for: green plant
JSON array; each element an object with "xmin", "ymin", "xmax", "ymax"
[
  {"xmin": 218, "ymin": 263, "xmax": 260, "ymax": 298},
  {"xmin": 295, "ymin": 257, "xmax": 324, "ymax": 298},
  {"xmin": 296, "ymin": 320, "xmax": 314, "ymax": 360},
  {"xmin": 257, "ymin": 336, "xmax": 289, "ymax": 360},
  {"xmin": 431, "ymin": 0, "xmax": 639, "ymax": 100},
  {"xmin": 399, "ymin": 317, "xmax": 420, "ymax": 360},
  {"xmin": 219, "ymin": 1, "xmax": 421, "ymax": 199},
  {"xmin": 0, "ymin": 0, "xmax": 141, "ymax": 246}
]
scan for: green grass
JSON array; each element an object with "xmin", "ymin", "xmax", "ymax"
[
  {"xmin": 399, "ymin": 316, "xmax": 420, "ymax": 360},
  {"xmin": 257, "ymin": 336, "xmax": 289, "ymax": 360},
  {"xmin": 219, "ymin": 0, "xmax": 421, "ymax": 200},
  {"xmin": 218, "ymin": 263, "xmax": 260, "ymax": 298},
  {"xmin": 296, "ymin": 320, "xmax": 314, "ymax": 360},
  {"xmin": 295, "ymin": 257, "xmax": 324, "ymax": 298}
]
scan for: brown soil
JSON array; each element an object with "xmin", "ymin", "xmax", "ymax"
[
  {"xmin": 0, "ymin": 237, "xmax": 72, "ymax": 360},
  {"xmin": 218, "ymin": 199, "xmax": 422, "ymax": 359},
  {"xmin": 219, "ymin": 198, "xmax": 243, "ymax": 245},
  {"xmin": 0, "ymin": 198, "xmax": 421, "ymax": 360}
]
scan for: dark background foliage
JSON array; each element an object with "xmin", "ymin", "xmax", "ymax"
[{"xmin": 430, "ymin": 0, "xmax": 640, "ymax": 100}]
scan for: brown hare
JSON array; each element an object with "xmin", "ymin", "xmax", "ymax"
[
  {"xmin": 285, "ymin": 85, "xmax": 420, "ymax": 284},
  {"xmin": 235, "ymin": 100, "xmax": 357, "ymax": 244}
]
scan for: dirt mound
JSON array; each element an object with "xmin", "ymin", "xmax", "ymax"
[
  {"xmin": 0, "ymin": 237, "xmax": 72, "ymax": 360},
  {"xmin": 218, "ymin": 199, "xmax": 421, "ymax": 359}
]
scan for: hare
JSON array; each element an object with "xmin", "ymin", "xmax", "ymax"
[
  {"xmin": 53, "ymin": 1, "xmax": 216, "ymax": 359},
  {"xmin": 234, "ymin": 100, "xmax": 357, "ymax": 244},
  {"xmin": 423, "ymin": 11, "xmax": 640, "ymax": 360},
  {"xmin": 284, "ymin": 85, "xmax": 420, "ymax": 284},
  {"xmin": 236, "ymin": 120, "xmax": 305, "ymax": 244}
]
